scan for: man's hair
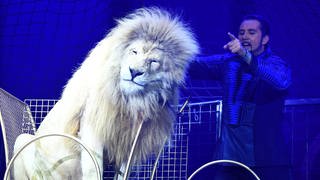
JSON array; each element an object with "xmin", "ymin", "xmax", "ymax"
[{"xmin": 241, "ymin": 14, "xmax": 270, "ymax": 37}]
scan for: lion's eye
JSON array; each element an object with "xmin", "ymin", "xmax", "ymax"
[
  {"xmin": 149, "ymin": 59, "xmax": 160, "ymax": 70},
  {"xmin": 149, "ymin": 59, "xmax": 160, "ymax": 65},
  {"xmin": 130, "ymin": 49, "xmax": 138, "ymax": 55}
]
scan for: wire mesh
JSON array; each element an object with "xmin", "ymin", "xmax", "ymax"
[
  {"xmin": 20, "ymin": 99, "xmax": 221, "ymax": 179},
  {"xmin": 24, "ymin": 99, "xmax": 58, "ymax": 129},
  {"xmin": 22, "ymin": 99, "xmax": 190, "ymax": 179},
  {"xmin": 0, "ymin": 88, "xmax": 35, "ymax": 165}
]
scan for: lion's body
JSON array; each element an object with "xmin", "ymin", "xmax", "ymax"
[{"xmin": 13, "ymin": 7, "xmax": 198, "ymax": 179}]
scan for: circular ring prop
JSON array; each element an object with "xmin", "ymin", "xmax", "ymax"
[
  {"xmin": 4, "ymin": 133, "xmax": 102, "ymax": 180},
  {"xmin": 188, "ymin": 159, "xmax": 260, "ymax": 180}
]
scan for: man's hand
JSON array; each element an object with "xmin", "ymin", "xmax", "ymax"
[
  {"xmin": 223, "ymin": 32, "xmax": 246, "ymax": 56},
  {"xmin": 223, "ymin": 32, "xmax": 251, "ymax": 64}
]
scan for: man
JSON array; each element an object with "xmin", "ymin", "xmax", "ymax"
[{"xmin": 189, "ymin": 15, "xmax": 292, "ymax": 179}]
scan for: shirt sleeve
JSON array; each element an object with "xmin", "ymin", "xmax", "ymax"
[
  {"xmin": 250, "ymin": 54, "xmax": 292, "ymax": 90},
  {"xmin": 188, "ymin": 54, "xmax": 226, "ymax": 80}
]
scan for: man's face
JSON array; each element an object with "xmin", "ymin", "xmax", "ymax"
[{"xmin": 238, "ymin": 19, "xmax": 269, "ymax": 56}]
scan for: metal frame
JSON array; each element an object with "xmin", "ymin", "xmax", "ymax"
[
  {"xmin": 0, "ymin": 109, "xmax": 9, "ymax": 165},
  {"xmin": 0, "ymin": 88, "xmax": 37, "ymax": 166}
]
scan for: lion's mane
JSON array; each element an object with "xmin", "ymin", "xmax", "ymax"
[{"xmin": 37, "ymin": 7, "xmax": 199, "ymax": 168}]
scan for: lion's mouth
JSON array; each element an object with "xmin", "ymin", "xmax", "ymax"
[{"xmin": 123, "ymin": 79, "xmax": 144, "ymax": 86}]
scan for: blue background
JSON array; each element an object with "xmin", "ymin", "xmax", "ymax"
[
  {"xmin": 1, "ymin": 0, "xmax": 320, "ymax": 179},
  {"xmin": 1, "ymin": 0, "xmax": 319, "ymax": 100}
]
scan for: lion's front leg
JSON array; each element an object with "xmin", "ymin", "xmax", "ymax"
[{"xmin": 79, "ymin": 125, "xmax": 104, "ymax": 180}]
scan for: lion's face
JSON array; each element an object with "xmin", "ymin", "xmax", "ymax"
[{"xmin": 119, "ymin": 39, "xmax": 170, "ymax": 95}]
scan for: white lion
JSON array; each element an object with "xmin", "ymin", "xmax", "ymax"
[{"xmin": 13, "ymin": 7, "xmax": 199, "ymax": 179}]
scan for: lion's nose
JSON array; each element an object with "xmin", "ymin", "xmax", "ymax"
[{"xmin": 129, "ymin": 67, "xmax": 144, "ymax": 79}]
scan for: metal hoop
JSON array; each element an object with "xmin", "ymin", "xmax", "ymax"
[
  {"xmin": 150, "ymin": 136, "xmax": 167, "ymax": 180},
  {"xmin": 4, "ymin": 133, "xmax": 102, "ymax": 180},
  {"xmin": 123, "ymin": 121, "xmax": 144, "ymax": 180},
  {"xmin": 187, "ymin": 159, "xmax": 260, "ymax": 180}
]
